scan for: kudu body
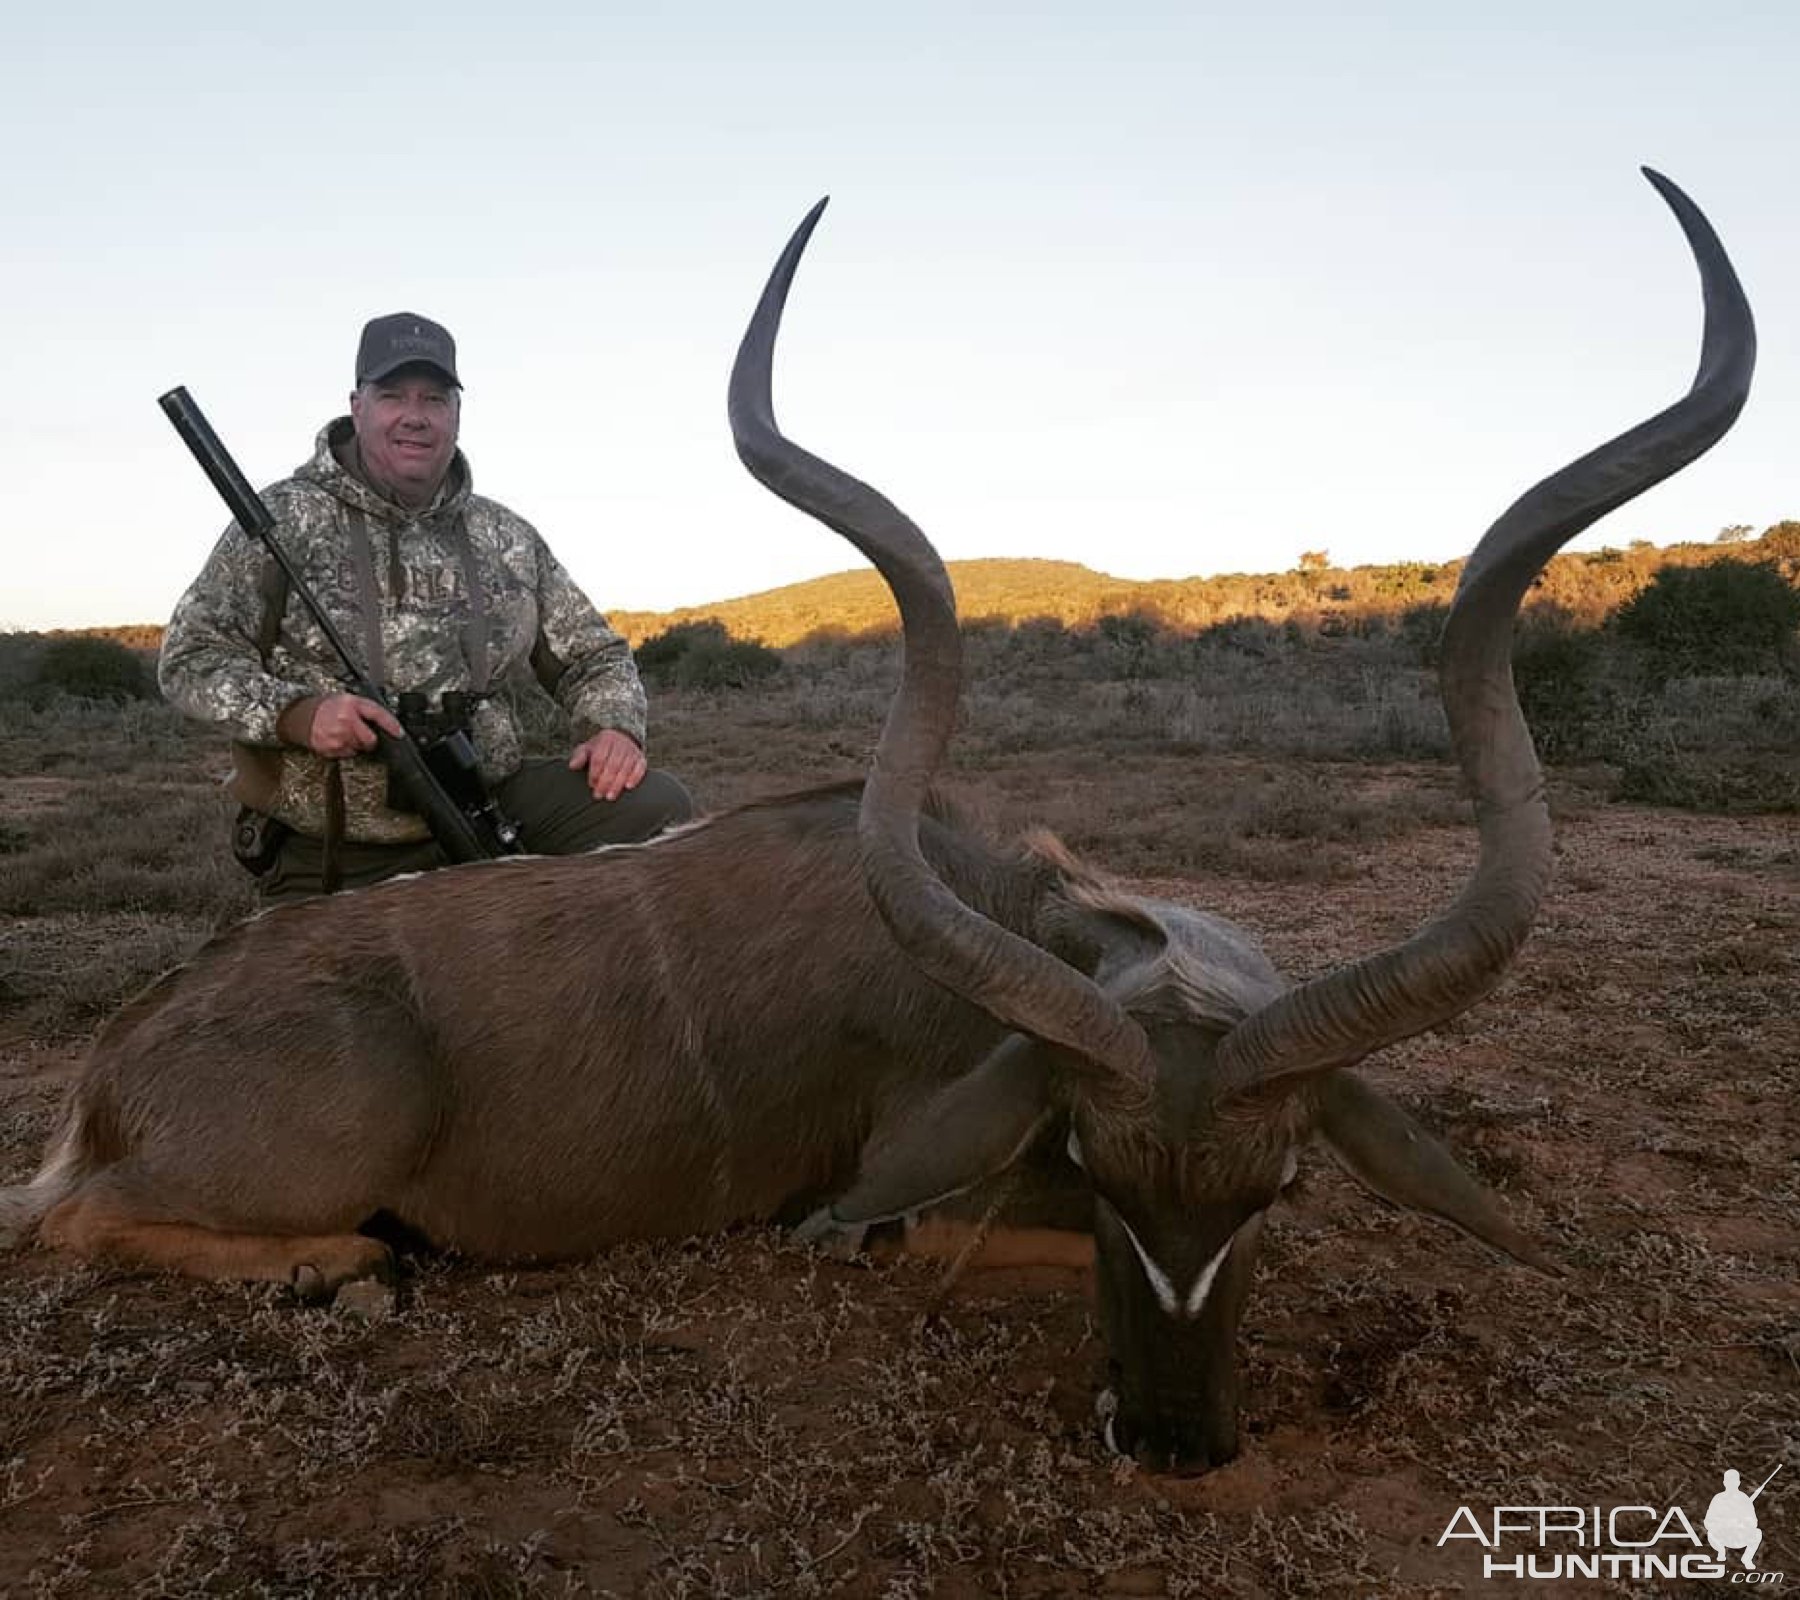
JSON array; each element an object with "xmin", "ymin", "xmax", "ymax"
[{"xmin": 0, "ymin": 172, "xmax": 1753, "ymax": 1471}]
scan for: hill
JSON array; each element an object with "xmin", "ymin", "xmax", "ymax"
[
  {"xmin": 611, "ymin": 523, "xmax": 1800, "ymax": 648},
  {"xmin": 606, "ymin": 557, "xmax": 1137, "ymax": 645},
  {"xmin": 51, "ymin": 522, "xmax": 1800, "ymax": 653}
]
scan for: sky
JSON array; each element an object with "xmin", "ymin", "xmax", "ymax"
[{"xmin": 4, "ymin": 2, "xmax": 1796, "ymax": 630}]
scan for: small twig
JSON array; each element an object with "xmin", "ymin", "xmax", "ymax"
[
  {"xmin": 795, "ymin": 1506, "xmax": 872, "ymax": 1575},
  {"xmin": 71, "ymin": 1492, "xmax": 192, "ymax": 1527},
  {"xmin": 0, "ymin": 1467, "xmax": 52, "ymax": 1513},
  {"xmin": 927, "ymin": 1166, "xmax": 1023, "ymax": 1315}
]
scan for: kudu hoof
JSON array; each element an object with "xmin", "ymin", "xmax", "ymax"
[
  {"xmin": 791, "ymin": 1207, "xmax": 872, "ymax": 1260},
  {"xmin": 288, "ymin": 1236, "xmax": 396, "ymax": 1305}
]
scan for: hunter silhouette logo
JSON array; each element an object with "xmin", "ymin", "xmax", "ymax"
[
  {"xmin": 1438, "ymin": 1461, "xmax": 1785, "ymax": 1583},
  {"xmin": 1707, "ymin": 1466, "xmax": 1780, "ymax": 1571}
]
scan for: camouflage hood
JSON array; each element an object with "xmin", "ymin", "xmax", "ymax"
[{"xmin": 159, "ymin": 418, "xmax": 647, "ymax": 844}]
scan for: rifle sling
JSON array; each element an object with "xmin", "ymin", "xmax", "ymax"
[
  {"xmin": 447, "ymin": 512, "xmax": 491, "ymax": 694},
  {"xmin": 343, "ymin": 506, "xmax": 387, "ymax": 688}
]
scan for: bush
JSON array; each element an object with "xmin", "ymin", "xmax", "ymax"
[
  {"xmin": 1094, "ymin": 612, "xmax": 1160, "ymax": 680},
  {"xmin": 1398, "ymin": 601, "xmax": 1451, "ymax": 667},
  {"xmin": 31, "ymin": 635, "xmax": 155, "ymax": 702},
  {"xmin": 0, "ymin": 632, "xmax": 48, "ymax": 697},
  {"xmin": 636, "ymin": 620, "xmax": 783, "ymax": 691},
  {"xmin": 1202, "ymin": 616, "xmax": 1287, "ymax": 661},
  {"xmin": 1615, "ymin": 559, "xmax": 1800, "ymax": 680},
  {"xmin": 1511, "ymin": 610, "xmax": 1614, "ymax": 764},
  {"xmin": 1610, "ymin": 673, "xmax": 1800, "ymax": 812}
]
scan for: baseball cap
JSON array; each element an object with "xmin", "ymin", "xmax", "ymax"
[{"xmin": 355, "ymin": 312, "xmax": 461, "ymax": 387}]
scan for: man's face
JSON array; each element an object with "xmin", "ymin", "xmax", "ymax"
[{"xmin": 350, "ymin": 366, "xmax": 461, "ymax": 507}]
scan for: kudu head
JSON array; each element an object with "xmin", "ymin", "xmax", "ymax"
[{"xmin": 729, "ymin": 174, "xmax": 1754, "ymax": 1472}]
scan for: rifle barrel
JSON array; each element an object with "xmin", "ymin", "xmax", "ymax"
[
  {"xmin": 159, "ymin": 387, "xmax": 374, "ymax": 696},
  {"xmin": 158, "ymin": 387, "xmax": 275, "ymax": 537}
]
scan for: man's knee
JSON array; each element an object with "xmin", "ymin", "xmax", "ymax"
[
  {"xmin": 570, "ymin": 766, "xmax": 695, "ymax": 849},
  {"xmin": 497, "ymin": 760, "xmax": 695, "ymax": 855},
  {"xmin": 628, "ymin": 769, "xmax": 696, "ymax": 834},
  {"xmin": 259, "ymin": 833, "xmax": 446, "ymax": 903}
]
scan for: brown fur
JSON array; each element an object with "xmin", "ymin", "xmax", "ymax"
[{"xmin": 2, "ymin": 785, "xmax": 1120, "ymax": 1285}]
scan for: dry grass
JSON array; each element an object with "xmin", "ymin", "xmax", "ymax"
[{"xmin": 0, "ymin": 746, "xmax": 252, "ymax": 1040}]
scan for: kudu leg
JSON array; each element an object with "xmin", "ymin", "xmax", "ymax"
[
  {"xmin": 833, "ymin": 1145, "xmax": 1097, "ymax": 1271},
  {"xmin": 892, "ymin": 1155, "xmax": 1096, "ymax": 1270},
  {"xmin": 41, "ymin": 1167, "xmax": 392, "ymax": 1297},
  {"xmin": 893, "ymin": 1216, "xmax": 1095, "ymax": 1270}
]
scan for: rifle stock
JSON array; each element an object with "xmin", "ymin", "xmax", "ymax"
[{"xmin": 159, "ymin": 386, "xmax": 500, "ymax": 864}]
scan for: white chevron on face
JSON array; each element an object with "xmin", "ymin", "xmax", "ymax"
[
  {"xmin": 1116, "ymin": 1211, "xmax": 1236, "ymax": 1321},
  {"xmin": 1183, "ymin": 1236, "xmax": 1233, "ymax": 1318},
  {"xmin": 1075, "ymin": 1129, "xmax": 1277, "ymax": 1320}
]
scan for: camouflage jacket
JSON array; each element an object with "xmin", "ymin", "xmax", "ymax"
[{"xmin": 159, "ymin": 417, "xmax": 647, "ymax": 843}]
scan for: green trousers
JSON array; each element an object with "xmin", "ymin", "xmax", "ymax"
[{"xmin": 259, "ymin": 760, "xmax": 695, "ymax": 903}]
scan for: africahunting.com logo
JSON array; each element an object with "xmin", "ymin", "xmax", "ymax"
[{"xmin": 1439, "ymin": 1464, "xmax": 1784, "ymax": 1583}]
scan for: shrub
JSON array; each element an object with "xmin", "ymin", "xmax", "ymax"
[
  {"xmin": 1611, "ymin": 673, "xmax": 1800, "ymax": 812},
  {"xmin": 1511, "ymin": 610, "xmax": 1614, "ymax": 764},
  {"xmin": 1398, "ymin": 600, "xmax": 1451, "ymax": 667},
  {"xmin": 31, "ymin": 635, "xmax": 155, "ymax": 701},
  {"xmin": 0, "ymin": 631, "xmax": 47, "ymax": 697},
  {"xmin": 635, "ymin": 619, "xmax": 716, "ymax": 679},
  {"xmin": 1203, "ymin": 616, "xmax": 1286, "ymax": 661},
  {"xmin": 636, "ymin": 619, "xmax": 782, "ymax": 691},
  {"xmin": 1756, "ymin": 520, "xmax": 1800, "ymax": 579},
  {"xmin": 1615, "ymin": 558, "xmax": 1800, "ymax": 680},
  {"xmin": 1094, "ymin": 611, "xmax": 1160, "ymax": 680}
]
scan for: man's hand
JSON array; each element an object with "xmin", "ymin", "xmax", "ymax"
[
  {"xmin": 569, "ymin": 728, "xmax": 646, "ymax": 802},
  {"xmin": 288, "ymin": 693, "xmax": 405, "ymax": 759}
]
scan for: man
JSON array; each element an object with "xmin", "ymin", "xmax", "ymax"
[{"xmin": 160, "ymin": 312, "xmax": 693, "ymax": 899}]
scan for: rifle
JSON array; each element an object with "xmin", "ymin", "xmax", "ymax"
[{"xmin": 158, "ymin": 386, "xmax": 522, "ymax": 862}]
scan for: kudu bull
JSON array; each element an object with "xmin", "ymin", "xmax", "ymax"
[{"xmin": 0, "ymin": 171, "xmax": 1753, "ymax": 1471}]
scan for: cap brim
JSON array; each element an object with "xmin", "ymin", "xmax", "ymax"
[{"xmin": 358, "ymin": 357, "xmax": 461, "ymax": 388}]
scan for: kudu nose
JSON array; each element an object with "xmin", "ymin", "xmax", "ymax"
[{"xmin": 1100, "ymin": 1389, "xmax": 1240, "ymax": 1475}]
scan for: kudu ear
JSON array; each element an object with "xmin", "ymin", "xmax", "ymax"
[
  {"xmin": 1314, "ymin": 1071, "xmax": 1563, "ymax": 1276},
  {"xmin": 826, "ymin": 1035, "xmax": 1056, "ymax": 1225}
]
